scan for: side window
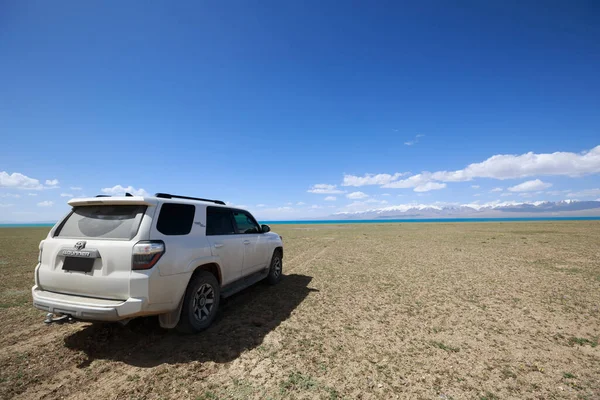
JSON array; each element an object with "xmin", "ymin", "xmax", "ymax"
[
  {"xmin": 232, "ymin": 210, "xmax": 260, "ymax": 234},
  {"xmin": 206, "ymin": 207, "xmax": 235, "ymax": 236},
  {"xmin": 157, "ymin": 203, "xmax": 195, "ymax": 235}
]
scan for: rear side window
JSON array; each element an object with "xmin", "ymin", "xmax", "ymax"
[
  {"xmin": 157, "ymin": 203, "xmax": 195, "ymax": 235},
  {"xmin": 206, "ymin": 207, "xmax": 235, "ymax": 235},
  {"xmin": 55, "ymin": 205, "xmax": 146, "ymax": 240}
]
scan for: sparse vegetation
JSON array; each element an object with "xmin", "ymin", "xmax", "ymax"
[
  {"xmin": 280, "ymin": 371, "xmax": 318, "ymax": 392},
  {"xmin": 568, "ymin": 336, "xmax": 598, "ymax": 347},
  {"xmin": 501, "ymin": 368, "xmax": 517, "ymax": 379},
  {"xmin": 1, "ymin": 222, "xmax": 599, "ymax": 399},
  {"xmin": 431, "ymin": 341, "xmax": 460, "ymax": 353}
]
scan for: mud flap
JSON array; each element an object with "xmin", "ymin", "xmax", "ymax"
[{"xmin": 158, "ymin": 296, "xmax": 184, "ymax": 329}]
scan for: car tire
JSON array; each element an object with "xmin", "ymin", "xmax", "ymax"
[
  {"xmin": 176, "ymin": 271, "xmax": 220, "ymax": 334},
  {"xmin": 266, "ymin": 250, "xmax": 283, "ymax": 285}
]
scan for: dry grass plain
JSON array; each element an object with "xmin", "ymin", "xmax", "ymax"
[{"xmin": 0, "ymin": 222, "xmax": 599, "ymax": 400}]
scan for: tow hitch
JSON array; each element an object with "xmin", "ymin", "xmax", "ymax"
[{"xmin": 44, "ymin": 313, "xmax": 75, "ymax": 324}]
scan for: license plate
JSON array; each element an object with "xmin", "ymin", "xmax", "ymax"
[{"xmin": 62, "ymin": 257, "xmax": 94, "ymax": 273}]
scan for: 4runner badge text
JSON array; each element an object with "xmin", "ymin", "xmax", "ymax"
[{"xmin": 61, "ymin": 250, "xmax": 92, "ymax": 257}]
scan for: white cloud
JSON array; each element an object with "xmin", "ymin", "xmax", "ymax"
[
  {"xmin": 70, "ymin": 186, "xmax": 83, "ymax": 191},
  {"xmin": 296, "ymin": 202, "xmax": 306, "ymax": 206},
  {"xmin": 0, "ymin": 171, "xmax": 43, "ymax": 190},
  {"xmin": 339, "ymin": 145, "xmax": 593, "ymax": 197},
  {"xmin": 431, "ymin": 145, "xmax": 600, "ymax": 182},
  {"xmin": 379, "ymin": 174, "xmax": 447, "ymax": 192},
  {"xmin": 414, "ymin": 182, "xmax": 447, "ymax": 192},
  {"xmin": 27, "ymin": 193, "xmax": 37, "ymax": 196},
  {"xmin": 491, "ymin": 187, "xmax": 503, "ymax": 192},
  {"xmin": 338, "ymin": 199, "xmax": 389, "ymax": 213},
  {"xmin": 225, "ymin": 201, "xmax": 248, "ymax": 209},
  {"xmin": 0, "ymin": 203, "xmax": 14, "ymax": 208},
  {"xmin": 60, "ymin": 193, "xmax": 74, "ymax": 198},
  {"xmin": 405, "ymin": 134, "xmax": 425, "ymax": 146},
  {"xmin": 37, "ymin": 201, "xmax": 54, "ymax": 207},
  {"xmin": 342, "ymin": 173, "xmax": 408, "ymax": 187},
  {"xmin": 471, "ymin": 185, "xmax": 480, "ymax": 189},
  {"xmin": 508, "ymin": 179, "xmax": 552, "ymax": 192},
  {"xmin": 307, "ymin": 184, "xmax": 345, "ymax": 194},
  {"xmin": 350, "ymin": 146, "xmax": 600, "ymax": 195},
  {"xmin": 0, "ymin": 193, "xmax": 20, "ymax": 198},
  {"xmin": 381, "ymin": 193, "xmax": 391, "ymax": 196},
  {"xmin": 566, "ymin": 188, "xmax": 600, "ymax": 199},
  {"xmin": 256, "ymin": 204, "xmax": 266, "ymax": 207},
  {"xmin": 324, "ymin": 196, "xmax": 336, "ymax": 201},
  {"xmin": 346, "ymin": 191, "xmax": 369, "ymax": 199},
  {"xmin": 311, "ymin": 205, "xmax": 322, "ymax": 209},
  {"xmin": 500, "ymin": 193, "xmax": 513, "ymax": 197},
  {"xmin": 101, "ymin": 185, "xmax": 149, "ymax": 197},
  {"xmin": 381, "ymin": 173, "xmax": 431, "ymax": 189},
  {"xmin": 0, "ymin": 171, "xmax": 62, "ymax": 190}
]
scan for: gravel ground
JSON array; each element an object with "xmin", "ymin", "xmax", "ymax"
[{"xmin": 0, "ymin": 222, "xmax": 599, "ymax": 399}]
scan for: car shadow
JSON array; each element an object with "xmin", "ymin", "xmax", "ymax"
[{"xmin": 63, "ymin": 274, "xmax": 316, "ymax": 368}]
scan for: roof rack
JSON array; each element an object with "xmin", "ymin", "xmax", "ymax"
[
  {"xmin": 154, "ymin": 193, "xmax": 226, "ymax": 205},
  {"xmin": 95, "ymin": 192, "xmax": 134, "ymax": 197}
]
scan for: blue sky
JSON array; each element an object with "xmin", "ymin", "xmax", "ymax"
[{"xmin": 1, "ymin": 1, "xmax": 599, "ymax": 221}]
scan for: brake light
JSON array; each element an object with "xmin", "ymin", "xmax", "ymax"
[{"xmin": 132, "ymin": 241, "xmax": 165, "ymax": 270}]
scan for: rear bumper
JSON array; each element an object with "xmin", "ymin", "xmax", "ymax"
[{"xmin": 32, "ymin": 285, "xmax": 146, "ymax": 321}]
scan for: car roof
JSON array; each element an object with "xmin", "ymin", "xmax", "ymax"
[{"xmin": 67, "ymin": 195, "xmax": 236, "ymax": 210}]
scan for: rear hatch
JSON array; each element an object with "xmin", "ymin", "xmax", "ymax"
[{"xmin": 38, "ymin": 199, "xmax": 154, "ymax": 300}]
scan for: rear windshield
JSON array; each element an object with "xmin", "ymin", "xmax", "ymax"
[{"xmin": 55, "ymin": 205, "xmax": 147, "ymax": 240}]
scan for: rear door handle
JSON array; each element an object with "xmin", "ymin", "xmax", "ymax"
[
  {"xmin": 214, "ymin": 243, "xmax": 224, "ymax": 248},
  {"xmin": 243, "ymin": 240, "xmax": 251, "ymax": 245}
]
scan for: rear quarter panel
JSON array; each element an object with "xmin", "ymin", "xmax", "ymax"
[{"xmin": 149, "ymin": 204, "xmax": 214, "ymax": 304}]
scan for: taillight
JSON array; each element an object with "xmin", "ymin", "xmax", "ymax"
[{"xmin": 132, "ymin": 241, "xmax": 165, "ymax": 270}]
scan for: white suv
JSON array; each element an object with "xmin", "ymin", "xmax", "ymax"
[{"xmin": 32, "ymin": 193, "xmax": 284, "ymax": 333}]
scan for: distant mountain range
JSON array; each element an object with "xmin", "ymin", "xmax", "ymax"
[{"xmin": 332, "ymin": 200, "xmax": 600, "ymax": 219}]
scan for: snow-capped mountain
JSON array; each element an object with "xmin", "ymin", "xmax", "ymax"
[{"xmin": 332, "ymin": 200, "xmax": 600, "ymax": 219}]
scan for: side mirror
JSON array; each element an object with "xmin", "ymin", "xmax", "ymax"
[{"xmin": 261, "ymin": 224, "xmax": 271, "ymax": 233}]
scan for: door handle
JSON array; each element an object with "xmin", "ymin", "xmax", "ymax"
[
  {"xmin": 243, "ymin": 240, "xmax": 250, "ymax": 245},
  {"xmin": 214, "ymin": 243, "xmax": 224, "ymax": 248}
]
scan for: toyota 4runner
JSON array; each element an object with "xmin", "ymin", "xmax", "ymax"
[{"xmin": 32, "ymin": 193, "xmax": 284, "ymax": 333}]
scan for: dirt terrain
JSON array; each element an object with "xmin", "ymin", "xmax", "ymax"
[{"xmin": 0, "ymin": 222, "xmax": 599, "ymax": 399}]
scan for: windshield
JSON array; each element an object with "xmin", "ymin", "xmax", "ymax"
[{"xmin": 55, "ymin": 205, "xmax": 147, "ymax": 240}]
